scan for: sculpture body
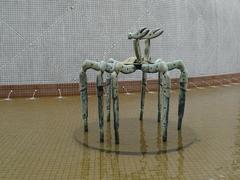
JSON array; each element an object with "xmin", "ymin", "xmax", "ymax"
[{"xmin": 80, "ymin": 28, "xmax": 188, "ymax": 144}]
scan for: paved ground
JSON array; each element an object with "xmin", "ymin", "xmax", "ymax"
[{"xmin": 0, "ymin": 84, "xmax": 240, "ymax": 179}]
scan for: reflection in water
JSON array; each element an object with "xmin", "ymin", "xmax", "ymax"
[
  {"xmin": 110, "ymin": 152, "xmax": 120, "ymax": 179},
  {"xmin": 139, "ymin": 121, "xmax": 147, "ymax": 154},
  {"xmin": 76, "ymin": 117, "xmax": 195, "ymax": 155},
  {"xmin": 155, "ymin": 123, "xmax": 168, "ymax": 178},
  {"xmin": 105, "ymin": 121, "xmax": 112, "ymax": 150},
  {"xmin": 231, "ymin": 113, "xmax": 240, "ymax": 174},
  {"xmin": 155, "ymin": 149, "xmax": 169, "ymax": 178},
  {"xmin": 154, "ymin": 131, "xmax": 185, "ymax": 178},
  {"xmin": 78, "ymin": 121, "xmax": 186, "ymax": 178},
  {"xmin": 80, "ymin": 133, "xmax": 90, "ymax": 179},
  {"xmin": 75, "ymin": 97, "xmax": 197, "ymax": 179},
  {"xmin": 156, "ymin": 123, "xmax": 161, "ymax": 152},
  {"xmin": 78, "ymin": 124, "xmax": 187, "ymax": 179},
  {"xmin": 80, "ymin": 131, "xmax": 121, "ymax": 179},
  {"xmin": 177, "ymin": 132, "xmax": 184, "ymax": 178}
]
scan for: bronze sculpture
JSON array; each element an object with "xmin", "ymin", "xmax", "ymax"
[{"xmin": 80, "ymin": 28, "xmax": 188, "ymax": 144}]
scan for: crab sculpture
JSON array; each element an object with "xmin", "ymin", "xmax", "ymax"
[{"xmin": 80, "ymin": 28, "xmax": 188, "ymax": 144}]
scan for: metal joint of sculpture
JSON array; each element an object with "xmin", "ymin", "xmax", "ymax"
[{"xmin": 80, "ymin": 28, "xmax": 188, "ymax": 144}]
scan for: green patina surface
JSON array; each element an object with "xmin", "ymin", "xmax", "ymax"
[
  {"xmin": 140, "ymin": 72, "xmax": 147, "ymax": 121},
  {"xmin": 111, "ymin": 72, "xmax": 120, "ymax": 144},
  {"xmin": 106, "ymin": 73, "xmax": 111, "ymax": 122},
  {"xmin": 96, "ymin": 72, "xmax": 104, "ymax": 143}
]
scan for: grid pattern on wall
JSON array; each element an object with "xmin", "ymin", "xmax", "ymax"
[{"xmin": 0, "ymin": 0, "xmax": 240, "ymax": 85}]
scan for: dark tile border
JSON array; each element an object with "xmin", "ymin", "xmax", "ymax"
[{"xmin": 0, "ymin": 73, "xmax": 239, "ymax": 98}]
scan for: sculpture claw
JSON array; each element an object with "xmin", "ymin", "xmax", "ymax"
[
  {"xmin": 153, "ymin": 28, "xmax": 161, "ymax": 33},
  {"xmin": 139, "ymin": 27, "xmax": 147, "ymax": 33},
  {"xmin": 128, "ymin": 27, "xmax": 150, "ymax": 39},
  {"xmin": 142, "ymin": 28, "xmax": 164, "ymax": 39}
]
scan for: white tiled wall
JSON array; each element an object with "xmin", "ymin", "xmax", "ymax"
[{"xmin": 0, "ymin": 0, "xmax": 240, "ymax": 84}]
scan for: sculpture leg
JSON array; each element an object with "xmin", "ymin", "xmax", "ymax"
[
  {"xmin": 106, "ymin": 73, "xmax": 112, "ymax": 122},
  {"xmin": 157, "ymin": 72, "xmax": 162, "ymax": 122},
  {"xmin": 178, "ymin": 70, "xmax": 188, "ymax": 130},
  {"xmin": 80, "ymin": 69, "xmax": 88, "ymax": 132},
  {"xmin": 161, "ymin": 72, "xmax": 171, "ymax": 142},
  {"xmin": 111, "ymin": 72, "xmax": 120, "ymax": 144},
  {"xmin": 96, "ymin": 72, "xmax": 104, "ymax": 143},
  {"xmin": 140, "ymin": 72, "xmax": 147, "ymax": 120},
  {"xmin": 166, "ymin": 60, "xmax": 188, "ymax": 130}
]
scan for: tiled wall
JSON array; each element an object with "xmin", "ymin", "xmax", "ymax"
[{"xmin": 0, "ymin": 0, "xmax": 240, "ymax": 85}]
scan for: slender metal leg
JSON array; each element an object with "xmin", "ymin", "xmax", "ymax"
[
  {"xmin": 161, "ymin": 72, "xmax": 171, "ymax": 142},
  {"xmin": 140, "ymin": 72, "xmax": 147, "ymax": 120},
  {"xmin": 80, "ymin": 69, "xmax": 88, "ymax": 132},
  {"xmin": 111, "ymin": 72, "xmax": 119, "ymax": 144},
  {"xmin": 178, "ymin": 70, "xmax": 188, "ymax": 130},
  {"xmin": 144, "ymin": 39, "xmax": 150, "ymax": 63},
  {"xmin": 157, "ymin": 72, "xmax": 162, "ymax": 122},
  {"xmin": 96, "ymin": 72, "xmax": 104, "ymax": 143},
  {"xmin": 133, "ymin": 39, "xmax": 142, "ymax": 63},
  {"xmin": 106, "ymin": 73, "xmax": 112, "ymax": 122}
]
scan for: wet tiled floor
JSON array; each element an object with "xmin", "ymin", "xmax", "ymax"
[{"xmin": 0, "ymin": 85, "xmax": 240, "ymax": 179}]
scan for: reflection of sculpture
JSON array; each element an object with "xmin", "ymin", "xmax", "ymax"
[{"xmin": 80, "ymin": 28, "xmax": 188, "ymax": 144}]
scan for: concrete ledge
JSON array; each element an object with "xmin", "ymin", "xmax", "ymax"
[{"xmin": 0, "ymin": 73, "xmax": 239, "ymax": 98}]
